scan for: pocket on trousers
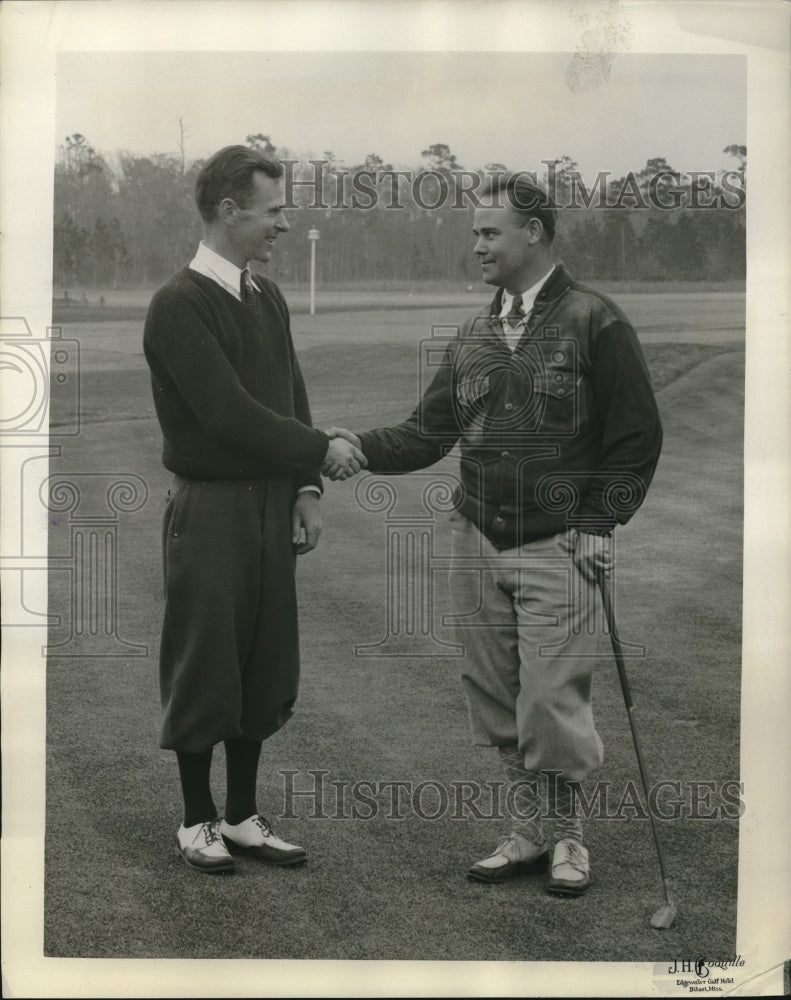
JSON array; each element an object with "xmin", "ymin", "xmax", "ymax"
[
  {"xmin": 167, "ymin": 479, "xmax": 191, "ymax": 538},
  {"xmin": 448, "ymin": 509, "xmax": 466, "ymax": 528},
  {"xmin": 556, "ymin": 526, "xmax": 578, "ymax": 554}
]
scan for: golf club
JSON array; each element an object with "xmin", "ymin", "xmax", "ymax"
[{"xmin": 597, "ymin": 566, "xmax": 678, "ymax": 930}]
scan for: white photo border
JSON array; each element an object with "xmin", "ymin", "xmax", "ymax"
[{"xmin": 1, "ymin": 1, "xmax": 789, "ymax": 996}]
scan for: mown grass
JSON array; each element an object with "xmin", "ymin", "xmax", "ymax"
[{"xmin": 44, "ymin": 302, "xmax": 743, "ymax": 962}]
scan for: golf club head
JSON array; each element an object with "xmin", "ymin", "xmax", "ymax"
[{"xmin": 650, "ymin": 900, "xmax": 678, "ymax": 929}]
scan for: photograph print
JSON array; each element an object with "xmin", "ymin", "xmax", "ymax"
[{"xmin": 2, "ymin": 2, "xmax": 788, "ymax": 997}]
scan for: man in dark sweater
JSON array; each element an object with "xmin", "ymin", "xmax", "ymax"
[
  {"xmin": 144, "ymin": 145, "xmax": 365, "ymax": 874},
  {"xmin": 327, "ymin": 173, "xmax": 663, "ymax": 896}
]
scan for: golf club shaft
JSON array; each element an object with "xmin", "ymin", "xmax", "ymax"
[{"xmin": 597, "ymin": 570, "xmax": 673, "ymax": 895}]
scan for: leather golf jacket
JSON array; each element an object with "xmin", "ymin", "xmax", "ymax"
[{"xmin": 359, "ymin": 264, "xmax": 663, "ymax": 550}]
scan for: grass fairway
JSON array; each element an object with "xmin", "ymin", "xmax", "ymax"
[{"xmin": 44, "ymin": 291, "xmax": 744, "ymax": 962}]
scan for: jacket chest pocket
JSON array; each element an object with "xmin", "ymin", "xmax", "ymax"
[
  {"xmin": 531, "ymin": 369, "xmax": 586, "ymax": 435},
  {"xmin": 456, "ymin": 374, "xmax": 490, "ymax": 409},
  {"xmin": 455, "ymin": 373, "xmax": 491, "ymax": 444}
]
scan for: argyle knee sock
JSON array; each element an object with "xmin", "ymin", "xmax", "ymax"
[
  {"xmin": 498, "ymin": 744, "xmax": 546, "ymax": 847},
  {"xmin": 224, "ymin": 738, "xmax": 263, "ymax": 825},
  {"xmin": 176, "ymin": 749, "xmax": 216, "ymax": 828}
]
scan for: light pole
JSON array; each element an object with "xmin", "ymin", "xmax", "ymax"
[{"xmin": 307, "ymin": 227, "xmax": 319, "ymax": 315}]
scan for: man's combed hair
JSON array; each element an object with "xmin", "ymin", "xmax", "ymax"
[
  {"xmin": 195, "ymin": 145, "xmax": 283, "ymax": 222},
  {"xmin": 479, "ymin": 172, "xmax": 558, "ymax": 242}
]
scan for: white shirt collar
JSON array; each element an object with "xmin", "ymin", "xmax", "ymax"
[
  {"xmin": 189, "ymin": 241, "xmax": 249, "ymax": 301},
  {"xmin": 498, "ymin": 264, "xmax": 556, "ymax": 320}
]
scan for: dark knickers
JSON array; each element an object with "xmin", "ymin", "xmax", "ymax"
[{"xmin": 158, "ymin": 475, "xmax": 299, "ymax": 752}]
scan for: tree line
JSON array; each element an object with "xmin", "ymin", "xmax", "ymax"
[{"xmin": 53, "ymin": 134, "xmax": 746, "ymax": 291}]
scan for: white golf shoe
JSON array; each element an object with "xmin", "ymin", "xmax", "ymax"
[
  {"xmin": 467, "ymin": 832, "xmax": 549, "ymax": 883},
  {"xmin": 220, "ymin": 814, "xmax": 307, "ymax": 866},
  {"xmin": 547, "ymin": 838, "xmax": 591, "ymax": 896},
  {"xmin": 175, "ymin": 818, "xmax": 235, "ymax": 874}
]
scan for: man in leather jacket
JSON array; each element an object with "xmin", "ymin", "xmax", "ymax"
[{"xmin": 328, "ymin": 172, "xmax": 663, "ymax": 896}]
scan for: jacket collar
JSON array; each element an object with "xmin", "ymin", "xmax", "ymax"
[{"xmin": 487, "ymin": 263, "xmax": 571, "ymax": 319}]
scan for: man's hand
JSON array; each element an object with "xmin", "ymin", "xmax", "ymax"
[
  {"xmin": 570, "ymin": 530, "xmax": 614, "ymax": 584},
  {"xmin": 325, "ymin": 426, "xmax": 362, "ymax": 450},
  {"xmin": 291, "ymin": 492, "xmax": 322, "ymax": 555},
  {"xmin": 321, "ymin": 430, "xmax": 367, "ymax": 482}
]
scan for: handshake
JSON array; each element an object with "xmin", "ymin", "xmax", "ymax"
[{"xmin": 321, "ymin": 427, "xmax": 368, "ymax": 482}]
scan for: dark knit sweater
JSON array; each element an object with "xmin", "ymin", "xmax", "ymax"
[{"xmin": 143, "ymin": 268, "xmax": 328, "ymax": 485}]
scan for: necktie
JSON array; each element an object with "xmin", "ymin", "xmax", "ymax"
[
  {"xmin": 505, "ymin": 293, "xmax": 524, "ymax": 327},
  {"xmin": 240, "ymin": 268, "xmax": 256, "ymax": 307},
  {"xmin": 241, "ymin": 268, "xmax": 267, "ymax": 326}
]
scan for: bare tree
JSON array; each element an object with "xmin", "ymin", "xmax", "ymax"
[
  {"xmin": 177, "ymin": 118, "xmax": 192, "ymax": 175},
  {"xmin": 246, "ymin": 134, "xmax": 277, "ymax": 155}
]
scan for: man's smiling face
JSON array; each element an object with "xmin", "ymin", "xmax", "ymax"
[
  {"xmin": 472, "ymin": 205, "xmax": 536, "ymax": 294},
  {"xmin": 231, "ymin": 171, "xmax": 290, "ymax": 265}
]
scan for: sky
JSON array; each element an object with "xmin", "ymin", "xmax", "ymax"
[{"xmin": 55, "ymin": 50, "xmax": 746, "ymax": 179}]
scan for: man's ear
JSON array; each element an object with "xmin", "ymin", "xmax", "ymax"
[
  {"xmin": 217, "ymin": 197, "xmax": 238, "ymax": 225},
  {"xmin": 526, "ymin": 217, "xmax": 544, "ymax": 245}
]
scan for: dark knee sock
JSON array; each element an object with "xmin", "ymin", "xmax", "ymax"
[
  {"xmin": 224, "ymin": 739, "xmax": 263, "ymax": 825},
  {"xmin": 176, "ymin": 749, "xmax": 216, "ymax": 827}
]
